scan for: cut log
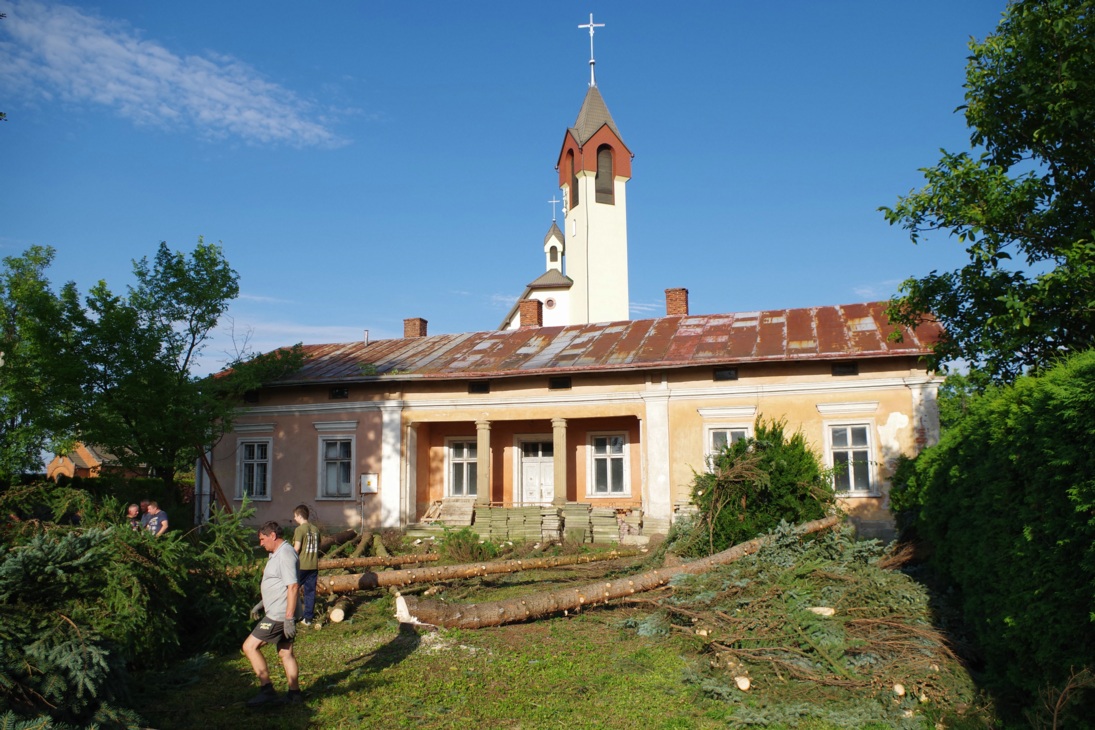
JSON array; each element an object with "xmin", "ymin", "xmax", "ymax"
[
  {"xmin": 329, "ymin": 596, "xmax": 354, "ymax": 623},
  {"xmin": 319, "ymin": 529, "xmax": 357, "ymax": 554},
  {"xmin": 349, "ymin": 530, "xmax": 373, "ymax": 559},
  {"xmin": 395, "ymin": 515, "xmax": 841, "ymax": 629},
  {"xmin": 318, "ymin": 553, "xmax": 440, "ymax": 570},
  {"xmin": 317, "ymin": 549, "xmax": 641, "ymax": 595},
  {"xmin": 372, "ymin": 533, "xmax": 390, "ymax": 558}
]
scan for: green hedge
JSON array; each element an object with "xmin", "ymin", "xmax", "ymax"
[{"xmin": 896, "ymin": 350, "xmax": 1095, "ymax": 717}]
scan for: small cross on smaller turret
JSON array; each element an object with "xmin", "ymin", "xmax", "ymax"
[{"xmin": 548, "ymin": 194, "xmax": 561, "ymax": 222}]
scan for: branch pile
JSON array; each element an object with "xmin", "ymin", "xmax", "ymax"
[{"xmin": 640, "ymin": 522, "xmax": 980, "ymax": 728}]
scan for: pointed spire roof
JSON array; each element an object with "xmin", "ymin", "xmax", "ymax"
[
  {"xmin": 570, "ymin": 85, "xmax": 625, "ymax": 147},
  {"xmin": 544, "ymin": 220, "xmax": 563, "ymax": 245}
]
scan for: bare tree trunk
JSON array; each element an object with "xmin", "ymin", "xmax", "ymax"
[
  {"xmin": 395, "ymin": 515, "xmax": 841, "ymax": 629},
  {"xmin": 317, "ymin": 549, "xmax": 640, "ymax": 595},
  {"xmin": 318, "ymin": 553, "xmax": 440, "ymax": 570},
  {"xmin": 319, "ymin": 529, "xmax": 357, "ymax": 554}
]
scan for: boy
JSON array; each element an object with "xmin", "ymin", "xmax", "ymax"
[{"xmin": 292, "ymin": 505, "xmax": 320, "ymax": 626}]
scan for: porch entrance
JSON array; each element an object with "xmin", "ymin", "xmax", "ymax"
[{"xmin": 519, "ymin": 440, "xmax": 554, "ymax": 505}]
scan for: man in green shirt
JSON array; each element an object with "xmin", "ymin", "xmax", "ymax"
[{"xmin": 292, "ymin": 505, "xmax": 321, "ymax": 626}]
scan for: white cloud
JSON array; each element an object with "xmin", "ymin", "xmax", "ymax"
[
  {"xmin": 853, "ymin": 280, "xmax": 903, "ymax": 300},
  {"xmin": 237, "ymin": 293, "xmax": 296, "ymax": 305},
  {"xmin": 629, "ymin": 301, "xmax": 661, "ymax": 315},
  {"xmin": 0, "ymin": 0, "xmax": 345, "ymax": 147}
]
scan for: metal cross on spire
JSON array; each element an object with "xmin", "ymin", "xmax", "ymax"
[
  {"xmin": 578, "ymin": 13, "xmax": 605, "ymax": 87},
  {"xmin": 548, "ymin": 194, "xmax": 561, "ymax": 222}
]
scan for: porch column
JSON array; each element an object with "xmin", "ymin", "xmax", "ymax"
[
  {"xmin": 380, "ymin": 403, "xmax": 404, "ymax": 528},
  {"xmin": 642, "ymin": 391, "xmax": 672, "ymax": 523},
  {"xmin": 552, "ymin": 418, "xmax": 568, "ymax": 505},
  {"xmin": 475, "ymin": 419, "xmax": 491, "ymax": 505}
]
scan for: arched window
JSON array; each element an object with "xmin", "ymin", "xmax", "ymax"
[
  {"xmin": 567, "ymin": 150, "xmax": 578, "ymax": 208},
  {"xmin": 549, "ymin": 246, "xmax": 559, "ymax": 263},
  {"xmin": 595, "ymin": 145, "xmax": 614, "ymax": 204}
]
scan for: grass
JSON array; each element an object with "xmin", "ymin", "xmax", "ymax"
[
  {"xmin": 128, "ymin": 542, "xmax": 993, "ymax": 729},
  {"xmin": 130, "ymin": 593, "xmax": 733, "ymax": 730}
]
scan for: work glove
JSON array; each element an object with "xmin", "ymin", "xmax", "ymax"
[
  {"xmin": 283, "ymin": 617, "xmax": 297, "ymax": 640},
  {"xmin": 250, "ymin": 601, "xmax": 263, "ymax": 621}
]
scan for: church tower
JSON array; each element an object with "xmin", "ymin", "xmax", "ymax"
[{"xmin": 556, "ymin": 14, "xmax": 632, "ymax": 325}]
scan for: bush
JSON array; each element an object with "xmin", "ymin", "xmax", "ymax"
[
  {"xmin": 676, "ymin": 417, "xmax": 835, "ymax": 557},
  {"xmin": 438, "ymin": 526, "xmax": 498, "ymax": 563},
  {"xmin": 901, "ymin": 350, "xmax": 1095, "ymax": 721}
]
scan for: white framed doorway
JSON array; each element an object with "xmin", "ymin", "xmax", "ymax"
[{"xmin": 516, "ymin": 436, "xmax": 554, "ymax": 505}]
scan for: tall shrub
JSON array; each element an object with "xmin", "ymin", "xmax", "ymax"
[
  {"xmin": 905, "ymin": 350, "xmax": 1095, "ymax": 717},
  {"xmin": 680, "ymin": 418, "xmax": 835, "ymax": 556}
]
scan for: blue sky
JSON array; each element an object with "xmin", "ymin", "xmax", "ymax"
[{"xmin": 1, "ymin": 0, "xmax": 1007, "ymax": 374}]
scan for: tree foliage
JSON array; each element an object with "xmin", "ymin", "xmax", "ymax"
[
  {"xmin": 0, "ymin": 482, "xmax": 262, "ymax": 726},
  {"xmin": 678, "ymin": 418, "xmax": 835, "ymax": 557},
  {"xmin": 882, "ymin": 0, "xmax": 1095, "ymax": 381},
  {"xmin": 0, "ymin": 241, "xmax": 304, "ymax": 488},
  {"xmin": 0, "ymin": 248, "xmax": 74, "ymax": 482},
  {"xmin": 892, "ymin": 349, "xmax": 1095, "ymax": 720}
]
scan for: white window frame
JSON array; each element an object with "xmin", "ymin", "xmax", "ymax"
[
  {"xmin": 445, "ymin": 437, "xmax": 478, "ymax": 497},
  {"xmin": 586, "ymin": 432, "xmax": 630, "ymax": 498},
  {"xmin": 236, "ymin": 437, "xmax": 273, "ymax": 501},
  {"xmin": 704, "ymin": 423, "xmax": 753, "ymax": 468},
  {"xmin": 316, "ymin": 434, "xmax": 356, "ymax": 500},
  {"xmin": 823, "ymin": 419, "xmax": 878, "ymax": 496}
]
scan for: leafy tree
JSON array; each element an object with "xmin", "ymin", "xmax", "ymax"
[
  {"xmin": 1, "ymin": 240, "xmax": 304, "ymax": 490},
  {"xmin": 0, "ymin": 247, "xmax": 77, "ymax": 481},
  {"xmin": 882, "ymin": 0, "xmax": 1095, "ymax": 382},
  {"xmin": 678, "ymin": 418, "xmax": 835, "ymax": 557}
]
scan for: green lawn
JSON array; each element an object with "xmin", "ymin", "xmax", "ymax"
[
  {"xmin": 129, "ymin": 543, "xmax": 991, "ymax": 729},
  {"xmin": 131, "ymin": 594, "xmax": 735, "ymax": 730}
]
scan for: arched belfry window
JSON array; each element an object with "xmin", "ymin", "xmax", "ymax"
[
  {"xmin": 595, "ymin": 145, "xmax": 614, "ymax": 204},
  {"xmin": 549, "ymin": 246, "xmax": 559, "ymax": 263},
  {"xmin": 567, "ymin": 150, "xmax": 578, "ymax": 208}
]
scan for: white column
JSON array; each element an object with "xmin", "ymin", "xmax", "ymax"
[
  {"xmin": 476, "ymin": 420, "xmax": 491, "ymax": 505},
  {"xmin": 552, "ymin": 418, "xmax": 568, "ymax": 506},
  {"xmin": 379, "ymin": 403, "xmax": 403, "ymax": 528},
  {"xmin": 641, "ymin": 391, "xmax": 672, "ymax": 523}
]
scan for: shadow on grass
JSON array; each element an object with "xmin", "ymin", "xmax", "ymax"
[{"xmin": 308, "ymin": 622, "xmax": 422, "ymax": 700}]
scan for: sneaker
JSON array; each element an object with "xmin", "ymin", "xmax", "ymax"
[
  {"xmin": 246, "ymin": 683, "xmax": 279, "ymax": 707},
  {"xmin": 300, "ymin": 619, "xmax": 312, "ymax": 627},
  {"xmin": 287, "ymin": 689, "xmax": 304, "ymax": 705}
]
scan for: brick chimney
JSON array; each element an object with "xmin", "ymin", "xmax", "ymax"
[
  {"xmin": 403, "ymin": 317, "xmax": 428, "ymax": 338},
  {"xmin": 665, "ymin": 288, "xmax": 689, "ymax": 316},
  {"xmin": 519, "ymin": 299, "xmax": 543, "ymax": 328}
]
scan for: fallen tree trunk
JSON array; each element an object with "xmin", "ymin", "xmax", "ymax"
[
  {"xmin": 317, "ymin": 553, "xmax": 440, "ymax": 570},
  {"xmin": 317, "ymin": 549, "xmax": 640, "ymax": 595},
  {"xmin": 372, "ymin": 533, "xmax": 390, "ymax": 558},
  {"xmin": 319, "ymin": 529, "xmax": 357, "ymax": 554},
  {"xmin": 395, "ymin": 515, "xmax": 841, "ymax": 629},
  {"xmin": 349, "ymin": 530, "xmax": 373, "ymax": 559}
]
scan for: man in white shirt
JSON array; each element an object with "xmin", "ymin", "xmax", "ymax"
[{"xmin": 242, "ymin": 521, "xmax": 302, "ymax": 706}]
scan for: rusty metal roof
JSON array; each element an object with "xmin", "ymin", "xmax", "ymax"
[{"xmin": 273, "ymin": 302, "xmax": 940, "ymax": 385}]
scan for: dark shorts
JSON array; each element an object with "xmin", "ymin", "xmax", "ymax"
[{"xmin": 250, "ymin": 618, "xmax": 293, "ymax": 649}]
